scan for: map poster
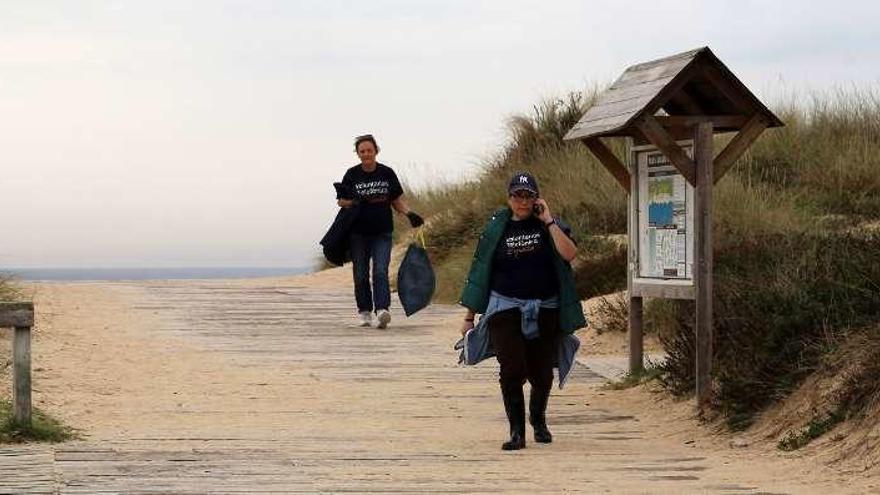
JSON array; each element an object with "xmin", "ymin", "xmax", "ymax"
[{"xmin": 635, "ymin": 143, "xmax": 694, "ymax": 280}]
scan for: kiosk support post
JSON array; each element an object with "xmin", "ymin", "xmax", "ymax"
[
  {"xmin": 628, "ymin": 296, "xmax": 644, "ymax": 374},
  {"xmin": 694, "ymin": 121, "xmax": 714, "ymax": 407}
]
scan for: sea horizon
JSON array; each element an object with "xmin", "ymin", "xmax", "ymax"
[{"xmin": 2, "ymin": 266, "xmax": 313, "ymax": 282}]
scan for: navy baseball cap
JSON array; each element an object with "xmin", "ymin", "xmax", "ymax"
[{"xmin": 508, "ymin": 172, "xmax": 539, "ymax": 196}]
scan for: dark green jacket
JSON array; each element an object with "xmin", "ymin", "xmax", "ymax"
[{"xmin": 459, "ymin": 208, "xmax": 587, "ymax": 334}]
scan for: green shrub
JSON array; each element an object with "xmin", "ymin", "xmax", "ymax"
[{"xmin": 658, "ymin": 231, "xmax": 880, "ymax": 428}]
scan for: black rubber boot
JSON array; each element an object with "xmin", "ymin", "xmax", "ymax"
[
  {"xmin": 501, "ymin": 385, "xmax": 526, "ymax": 451},
  {"xmin": 530, "ymin": 385, "xmax": 552, "ymax": 443}
]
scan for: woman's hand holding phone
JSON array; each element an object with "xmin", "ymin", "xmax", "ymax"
[{"xmin": 533, "ymin": 199, "xmax": 552, "ymax": 224}]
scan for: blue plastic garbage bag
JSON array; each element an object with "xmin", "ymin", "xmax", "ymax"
[{"xmin": 396, "ymin": 232, "xmax": 435, "ymax": 316}]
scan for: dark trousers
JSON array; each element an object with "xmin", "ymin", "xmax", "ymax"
[
  {"xmin": 349, "ymin": 232, "xmax": 393, "ymax": 313},
  {"xmin": 487, "ymin": 308, "xmax": 560, "ymax": 396}
]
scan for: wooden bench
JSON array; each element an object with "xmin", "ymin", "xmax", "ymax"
[{"xmin": 0, "ymin": 302, "xmax": 34, "ymax": 426}]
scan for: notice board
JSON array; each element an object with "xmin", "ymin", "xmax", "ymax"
[{"xmin": 633, "ymin": 141, "xmax": 695, "ymax": 282}]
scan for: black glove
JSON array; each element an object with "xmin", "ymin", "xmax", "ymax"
[{"xmin": 406, "ymin": 211, "xmax": 424, "ymax": 228}]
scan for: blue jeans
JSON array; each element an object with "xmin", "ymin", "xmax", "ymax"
[{"xmin": 349, "ymin": 232, "xmax": 392, "ymax": 313}]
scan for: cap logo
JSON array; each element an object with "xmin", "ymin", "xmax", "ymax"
[{"xmin": 520, "ymin": 176, "xmax": 528, "ymax": 183}]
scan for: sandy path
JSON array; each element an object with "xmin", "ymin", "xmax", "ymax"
[{"xmin": 0, "ymin": 270, "xmax": 876, "ymax": 493}]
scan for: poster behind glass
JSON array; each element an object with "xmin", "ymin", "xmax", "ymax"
[{"xmin": 636, "ymin": 143, "xmax": 694, "ymax": 280}]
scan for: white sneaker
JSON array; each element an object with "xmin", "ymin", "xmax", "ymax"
[
  {"xmin": 358, "ymin": 311, "xmax": 373, "ymax": 327},
  {"xmin": 376, "ymin": 309, "xmax": 391, "ymax": 329}
]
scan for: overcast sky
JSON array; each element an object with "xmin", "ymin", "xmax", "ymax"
[{"xmin": 1, "ymin": 1, "xmax": 878, "ymax": 268}]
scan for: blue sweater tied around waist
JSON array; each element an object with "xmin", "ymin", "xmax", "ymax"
[{"xmin": 455, "ymin": 291, "xmax": 581, "ymax": 389}]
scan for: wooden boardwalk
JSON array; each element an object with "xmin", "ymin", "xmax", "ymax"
[{"xmin": 0, "ymin": 282, "xmax": 803, "ymax": 493}]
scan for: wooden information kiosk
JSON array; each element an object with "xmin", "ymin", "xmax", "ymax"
[{"xmin": 564, "ymin": 47, "xmax": 783, "ymax": 406}]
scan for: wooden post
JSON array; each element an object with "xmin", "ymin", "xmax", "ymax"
[
  {"xmin": 1, "ymin": 302, "xmax": 35, "ymax": 426},
  {"xmin": 626, "ymin": 142, "xmax": 644, "ymax": 375},
  {"xmin": 13, "ymin": 326, "xmax": 32, "ymax": 426},
  {"xmin": 694, "ymin": 122, "xmax": 714, "ymax": 408},
  {"xmin": 629, "ymin": 296, "xmax": 644, "ymax": 374}
]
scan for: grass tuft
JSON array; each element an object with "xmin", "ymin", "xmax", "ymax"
[
  {"xmin": 604, "ymin": 365, "xmax": 664, "ymax": 391},
  {"xmin": 0, "ymin": 275, "xmax": 22, "ymax": 302},
  {"xmin": 591, "ymin": 293, "xmax": 629, "ymax": 335},
  {"xmin": 778, "ymin": 410, "xmax": 845, "ymax": 451},
  {"xmin": 0, "ymin": 400, "xmax": 77, "ymax": 444}
]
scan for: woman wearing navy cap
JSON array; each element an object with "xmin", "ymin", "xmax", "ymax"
[{"xmin": 458, "ymin": 172, "xmax": 585, "ymax": 450}]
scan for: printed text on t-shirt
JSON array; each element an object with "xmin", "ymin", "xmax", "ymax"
[
  {"xmin": 504, "ymin": 232, "xmax": 541, "ymax": 256},
  {"xmin": 354, "ymin": 180, "xmax": 390, "ymax": 202}
]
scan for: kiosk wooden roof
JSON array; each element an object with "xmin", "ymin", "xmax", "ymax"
[{"xmin": 564, "ymin": 47, "xmax": 783, "ymax": 189}]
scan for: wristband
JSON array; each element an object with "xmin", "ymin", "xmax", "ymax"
[
  {"xmin": 545, "ymin": 219, "xmax": 556, "ymax": 228},
  {"xmin": 464, "ymin": 318, "xmax": 474, "ymax": 322}
]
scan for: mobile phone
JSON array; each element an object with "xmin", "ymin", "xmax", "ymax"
[{"xmin": 533, "ymin": 203, "xmax": 544, "ymax": 215}]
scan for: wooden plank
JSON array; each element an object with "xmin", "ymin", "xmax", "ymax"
[
  {"xmin": 574, "ymin": 95, "xmax": 656, "ymax": 125},
  {"xmin": 584, "ymin": 138, "xmax": 630, "ymax": 192},
  {"xmin": 629, "ymin": 297, "xmax": 644, "ymax": 374},
  {"xmin": 611, "ymin": 49, "xmax": 699, "ymax": 89},
  {"xmin": 566, "ymin": 113, "xmax": 636, "ymax": 140},
  {"xmin": 713, "ymin": 114, "xmax": 768, "ymax": 183},
  {"xmin": 0, "ymin": 448, "xmax": 54, "ymax": 494},
  {"xmin": 0, "ymin": 302, "xmax": 34, "ymax": 328},
  {"xmin": 635, "ymin": 115, "xmax": 697, "ymax": 186},
  {"xmin": 654, "ymin": 115, "xmax": 748, "ymax": 128},
  {"xmin": 694, "ymin": 121, "xmax": 714, "ymax": 409},
  {"xmin": 630, "ymin": 281, "xmax": 695, "ymax": 300},
  {"xmin": 594, "ymin": 77, "xmax": 675, "ymax": 106},
  {"xmin": 13, "ymin": 326, "xmax": 33, "ymax": 425},
  {"xmin": 619, "ymin": 47, "xmax": 703, "ymax": 74}
]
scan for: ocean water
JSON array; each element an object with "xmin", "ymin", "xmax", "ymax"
[{"xmin": 4, "ymin": 266, "xmax": 311, "ymax": 282}]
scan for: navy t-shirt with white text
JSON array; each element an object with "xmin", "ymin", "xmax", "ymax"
[
  {"xmin": 490, "ymin": 216, "xmax": 574, "ymax": 300},
  {"xmin": 341, "ymin": 163, "xmax": 403, "ymax": 235}
]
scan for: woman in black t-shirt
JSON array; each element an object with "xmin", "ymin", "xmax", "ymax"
[
  {"xmin": 460, "ymin": 172, "xmax": 578, "ymax": 450},
  {"xmin": 337, "ymin": 134, "xmax": 423, "ymax": 329}
]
